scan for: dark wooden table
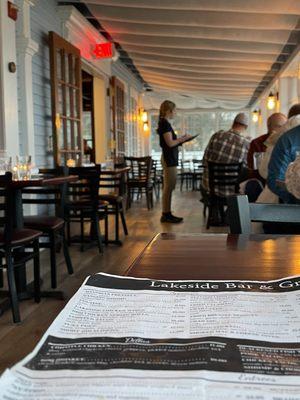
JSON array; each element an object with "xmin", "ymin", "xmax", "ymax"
[{"xmin": 125, "ymin": 233, "xmax": 300, "ymax": 280}]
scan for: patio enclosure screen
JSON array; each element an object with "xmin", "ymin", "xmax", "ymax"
[{"xmin": 150, "ymin": 111, "xmax": 246, "ymax": 161}]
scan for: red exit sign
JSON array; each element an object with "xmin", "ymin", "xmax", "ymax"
[{"xmin": 93, "ymin": 43, "xmax": 113, "ymax": 59}]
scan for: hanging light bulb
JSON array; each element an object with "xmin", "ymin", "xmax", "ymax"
[
  {"xmin": 267, "ymin": 92, "xmax": 276, "ymax": 110},
  {"xmin": 252, "ymin": 109, "xmax": 259, "ymax": 123}
]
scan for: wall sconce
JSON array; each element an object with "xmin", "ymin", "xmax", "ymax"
[
  {"xmin": 267, "ymin": 92, "xmax": 278, "ymax": 110},
  {"xmin": 143, "ymin": 122, "xmax": 149, "ymax": 132},
  {"xmin": 141, "ymin": 110, "xmax": 148, "ymax": 123},
  {"xmin": 252, "ymin": 109, "xmax": 260, "ymax": 123},
  {"xmin": 140, "ymin": 109, "xmax": 149, "ymax": 132}
]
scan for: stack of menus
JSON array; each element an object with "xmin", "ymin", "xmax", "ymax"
[{"xmin": 0, "ymin": 273, "xmax": 300, "ymax": 399}]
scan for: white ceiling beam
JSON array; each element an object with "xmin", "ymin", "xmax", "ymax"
[
  {"xmin": 122, "ymin": 45, "xmax": 278, "ymax": 62},
  {"xmin": 128, "ymin": 54, "xmax": 274, "ymax": 70},
  {"xmin": 140, "ymin": 70, "xmax": 260, "ymax": 84},
  {"xmin": 115, "ymin": 35, "xmax": 285, "ymax": 55},
  {"xmin": 88, "ymin": 6, "xmax": 299, "ymax": 30},
  {"xmin": 134, "ymin": 63, "xmax": 268, "ymax": 77},
  {"xmin": 73, "ymin": 0, "xmax": 300, "ymax": 16},
  {"xmin": 100, "ymin": 21, "xmax": 298, "ymax": 44}
]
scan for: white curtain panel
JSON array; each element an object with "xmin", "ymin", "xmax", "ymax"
[{"xmin": 64, "ymin": 0, "xmax": 300, "ymax": 109}]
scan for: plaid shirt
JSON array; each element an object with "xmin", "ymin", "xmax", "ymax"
[{"xmin": 202, "ymin": 129, "xmax": 249, "ymax": 197}]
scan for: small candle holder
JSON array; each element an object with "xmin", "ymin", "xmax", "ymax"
[{"xmin": 66, "ymin": 158, "xmax": 76, "ymax": 167}]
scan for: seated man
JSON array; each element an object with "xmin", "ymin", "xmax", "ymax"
[
  {"xmin": 245, "ymin": 113, "xmax": 287, "ymax": 202},
  {"xmin": 267, "ymin": 104, "xmax": 300, "ymax": 203},
  {"xmin": 247, "ymin": 113, "xmax": 287, "ymax": 170},
  {"xmin": 202, "ymin": 112, "xmax": 249, "ymax": 198}
]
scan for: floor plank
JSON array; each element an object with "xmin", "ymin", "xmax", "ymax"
[{"xmin": 0, "ymin": 188, "xmax": 227, "ymax": 371}]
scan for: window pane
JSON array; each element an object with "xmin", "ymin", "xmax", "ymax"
[
  {"xmin": 219, "ymin": 112, "xmax": 237, "ymax": 131},
  {"xmin": 183, "ymin": 113, "xmax": 217, "ymax": 160}
]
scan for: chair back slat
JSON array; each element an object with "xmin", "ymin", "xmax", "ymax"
[
  {"xmin": 22, "ymin": 167, "xmax": 69, "ymax": 216},
  {"xmin": 67, "ymin": 165, "xmax": 101, "ymax": 205},
  {"xmin": 208, "ymin": 162, "xmax": 242, "ymax": 196},
  {"xmin": 228, "ymin": 195, "xmax": 300, "ymax": 234},
  {"xmin": 125, "ymin": 156, "xmax": 152, "ymax": 181}
]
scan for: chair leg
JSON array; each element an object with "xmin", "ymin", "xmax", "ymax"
[
  {"xmin": 66, "ymin": 219, "xmax": 71, "ymax": 246},
  {"xmin": 49, "ymin": 231, "xmax": 57, "ymax": 289},
  {"xmin": 62, "ymin": 229, "xmax": 73, "ymax": 275},
  {"xmin": 0, "ymin": 257, "xmax": 3, "ymax": 288},
  {"xmin": 80, "ymin": 212, "xmax": 84, "ymax": 252},
  {"xmin": 115, "ymin": 204, "xmax": 120, "ymax": 243},
  {"xmin": 126, "ymin": 189, "xmax": 131, "ymax": 209},
  {"xmin": 206, "ymin": 206, "xmax": 211, "ymax": 229},
  {"xmin": 146, "ymin": 189, "xmax": 151, "ymax": 210},
  {"xmin": 6, "ymin": 250, "xmax": 20, "ymax": 323},
  {"xmin": 93, "ymin": 215, "xmax": 103, "ymax": 254},
  {"xmin": 120, "ymin": 208, "xmax": 128, "ymax": 235},
  {"xmin": 33, "ymin": 240, "xmax": 41, "ymax": 303},
  {"xmin": 104, "ymin": 209, "xmax": 109, "ymax": 244}
]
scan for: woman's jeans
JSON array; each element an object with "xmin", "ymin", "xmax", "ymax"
[{"xmin": 161, "ymin": 156, "xmax": 177, "ymax": 213}]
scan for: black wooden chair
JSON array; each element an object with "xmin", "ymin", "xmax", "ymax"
[
  {"xmin": 0, "ymin": 172, "xmax": 41, "ymax": 323},
  {"xmin": 22, "ymin": 167, "xmax": 73, "ymax": 289},
  {"xmin": 151, "ymin": 159, "xmax": 163, "ymax": 199},
  {"xmin": 227, "ymin": 195, "xmax": 300, "ymax": 234},
  {"xmin": 66, "ymin": 166, "xmax": 108, "ymax": 253},
  {"xmin": 99, "ymin": 170, "xmax": 128, "ymax": 245},
  {"xmin": 125, "ymin": 156, "xmax": 153, "ymax": 209},
  {"xmin": 192, "ymin": 159, "xmax": 203, "ymax": 191},
  {"xmin": 180, "ymin": 159, "xmax": 193, "ymax": 191},
  {"xmin": 205, "ymin": 161, "xmax": 242, "ymax": 229}
]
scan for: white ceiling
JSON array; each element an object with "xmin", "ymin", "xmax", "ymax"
[{"xmin": 62, "ymin": 0, "xmax": 300, "ymax": 109}]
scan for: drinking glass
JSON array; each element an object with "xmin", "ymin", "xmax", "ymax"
[
  {"xmin": 82, "ymin": 154, "xmax": 91, "ymax": 166},
  {"xmin": 253, "ymin": 152, "xmax": 264, "ymax": 170},
  {"xmin": 0, "ymin": 156, "xmax": 12, "ymax": 175},
  {"xmin": 15, "ymin": 155, "xmax": 32, "ymax": 180}
]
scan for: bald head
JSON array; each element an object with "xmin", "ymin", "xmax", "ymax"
[{"xmin": 267, "ymin": 113, "xmax": 287, "ymax": 134}]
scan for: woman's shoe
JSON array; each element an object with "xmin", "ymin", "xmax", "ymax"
[{"xmin": 160, "ymin": 213, "xmax": 183, "ymax": 223}]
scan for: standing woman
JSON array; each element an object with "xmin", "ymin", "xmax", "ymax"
[{"xmin": 157, "ymin": 100, "xmax": 192, "ymax": 223}]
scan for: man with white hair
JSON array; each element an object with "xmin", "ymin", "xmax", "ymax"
[{"xmin": 201, "ymin": 112, "xmax": 250, "ymax": 198}]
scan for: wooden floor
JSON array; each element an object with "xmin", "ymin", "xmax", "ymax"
[{"xmin": 0, "ymin": 188, "xmax": 227, "ymax": 372}]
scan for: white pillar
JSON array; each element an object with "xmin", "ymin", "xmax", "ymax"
[
  {"xmin": 0, "ymin": 0, "xmax": 19, "ymax": 156},
  {"xmin": 15, "ymin": 0, "xmax": 39, "ymax": 161},
  {"xmin": 279, "ymin": 77, "xmax": 291, "ymax": 116},
  {"xmin": 287, "ymin": 76, "xmax": 299, "ymax": 110}
]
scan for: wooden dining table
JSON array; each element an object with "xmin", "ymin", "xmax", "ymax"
[{"xmin": 125, "ymin": 233, "xmax": 300, "ymax": 281}]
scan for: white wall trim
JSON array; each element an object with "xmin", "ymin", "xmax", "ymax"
[
  {"xmin": 0, "ymin": 0, "xmax": 20, "ymax": 156},
  {"xmin": 16, "ymin": 0, "xmax": 39, "ymax": 161}
]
